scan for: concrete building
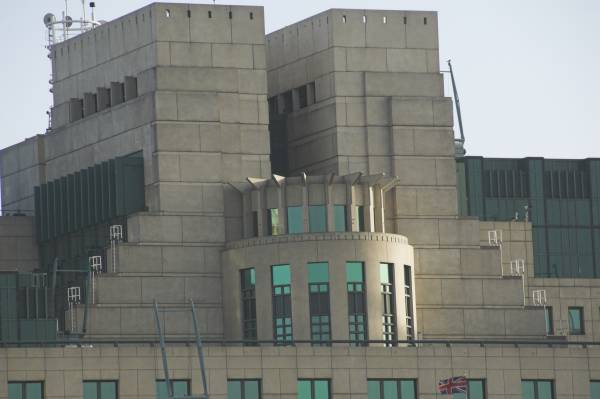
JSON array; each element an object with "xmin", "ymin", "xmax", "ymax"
[{"xmin": 0, "ymin": 3, "xmax": 598, "ymax": 399}]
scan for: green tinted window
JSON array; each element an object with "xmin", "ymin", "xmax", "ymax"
[
  {"xmin": 228, "ymin": 381, "xmax": 242, "ymax": 399},
  {"xmin": 380, "ymin": 263, "xmax": 391, "ymax": 284},
  {"xmin": 400, "ymin": 380, "xmax": 416, "ymax": 399},
  {"xmin": 8, "ymin": 383, "xmax": 43, "ymax": 399},
  {"xmin": 382, "ymin": 380, "xmax": 396, "ymax": 399},
  {"xmin": 288, "ymin": 206, "xmax": 304, "ymax": 234},
  {"xmin": 156, "ymin": 380, "xmax": 189, "ymax": 398},
  {"xmin": 522, "ymin": 380, "xmax": 553, "ymax": 399},
  {"xmin": 298, "ymin": 380, "xmax": 329, "ymax": 399},
  {"xmin": 309, "ymin": 205, "xmax": 327, "ymax": 233},
  {"xmin": 8, "ymin": 383, "xmax": 22, "ymax": 399},
  {"xmin": 83, "ymin": 382, "xmax": 98, "ymax": 399},
  {"xmin": 538, "ymin": 381, "xmax": 552, "ymax": 399},
  {"xmin": 591, "ymin": 381, "xmax": 600, "ymax": 398},
  {"xmin": 366, "ymin": 380, "xmax": 416, "ymax": 399},
  {"xmin": 244, "ymin": 380, "xmax": 260, "ymax": 399},
  {"xmin": 83, "ymin": 381, "xmax": 117, "ymax": 399},
  {"xmin": 308, "ymin": 262, "xmax": 329, "ymax": 283},
  {"xmin": 367, "ymin": 381, "xmax": 380, "ymax": 399},
  {"xmin": 522, "ymin": 381, "xmax": 535, "ymax": 399},
  {"xmin": 568, "ymin": 307, "xmax": 583, "ymax": 334},
  {"xmin": 346, "ymin": 262, "xmax": 364, "ymax": 283},
  {"xmin": 314, "ymin": 380, "xmax": 329, "ymax": 399},
  {"xmin": 334, "ymin": 205, "xmax": 347, "ymax": 232},
  {"xmin": 228, "ymin": 379, "xmax": 261, "ymax": 399},
  {"xmin": 272, "ymin": 264, "xmax": 291, "ymax": 285},
  {"xmin": 297, "ymin": 380, "xmax": 311, "ymax": 399}
]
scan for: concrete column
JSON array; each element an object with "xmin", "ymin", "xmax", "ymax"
[
  {"xmin": 291, "ymin": 261, "xmax": 309, "ymax": 342},
  {"xmin": 330, "ymin": 258, "xmax": 349, "ymax": 340},
  {"xmin": 242, "ymin": 192, "xmax": 251, "ymax": 238},
  {"xmin": 363, "ymin": 184, "xmax": 375, "ymax": 232},
  {"xmin": 366, "ymin": 260, "xmax": 383, "ymax": 344},
  {"xmin": 256, "ymin": 264, "xmax": 273, "ymax": 342},
  {"xmin": 302, "ymin": 184, "xmax": 309, "ymax": 233},
  {"xmin": 373, "ymin": 187, "xmax": 385, "ymax": 233},
  {"xmin": 278, "ymin": 184, "xmax": 287, "ymax": 234},
  {"xmin": 348, "ymin": 184, "xmax": 357, "ymax": 231},
  {"xmin": 326, "ymin": 181, "xmax": 334, "ymax": 232}
]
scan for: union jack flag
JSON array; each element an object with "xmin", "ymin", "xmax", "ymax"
[{"xmin": 438, "ymin": 376, "xmax": 467, "ymax": 395}]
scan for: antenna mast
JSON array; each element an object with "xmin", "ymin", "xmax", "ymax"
[{"xmin": 447, "ymin": 60, "xmax": 466, "ymax": 157}]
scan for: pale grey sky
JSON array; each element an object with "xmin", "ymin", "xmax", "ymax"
[{"xmin": 0, "ymin": 0, "xmax": 598, "ymax": 158}]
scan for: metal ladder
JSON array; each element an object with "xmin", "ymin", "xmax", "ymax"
[{"xmin": 153, "ymin": 299, "xmax": 209, "ymax": 399}]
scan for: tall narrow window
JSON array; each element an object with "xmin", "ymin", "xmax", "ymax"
[
  {"xmin": 346, "ymin": 261, "xmax": 367, "ymax": 345},
  {"xmin": 228, "ymin": 379, "xmax": 261, "ymax": 399},
  {"xmin": 568, "ymin": 307, "xmax": 584, "ymax": 335},
  {"xmin": 287, "ymin": 206, "xmax": 304, "ymax": 234},
  {"xmin": 355, "ymin": 205, "xmax": 365, "ymax": 231},
  {"xmin": 333, "ymin": 205, "xmax": 347, "ymax": 232},
  {"xmin": 308, "ymin": 262, "xmax": 331, "ymax": 345},
  {"xmin": 83, "ymin": 381, "xmax": 118, "ymax": 399},
  {"xmin": 522, "ymin": 380, "xmax": 554, "ymax": 399},
  {"xmin": 156, "ymin": 380, "xmax": 190, "ymax": 399},
  {"xmin": 544, "ymin": 306, "xmax": 553, "ymax": 335},
  {"xmin": 380, "ymin": 263, "xmax": 396, "ymax": 346},
  {"xmin": 404, "ymin": 266, "xmax": 414, "ymax": 340},
  {"xmin": 267, "ymin": 208, "xmax": 281, "ymax": 236},
  {"xmin": 367, "ymin": 379, "xmax": 417, "ymax": 399},
  {"xmin": 297, "ymin": 380, "xmax": 330, "ymax": 399},
  {"xmin": 272, "ymin": 264, "xmax": 292, "ymax": 343},
  {"xmin": 309, "ymin": 205, "xmax": 326, "ymax": 233},
  {"xmin": 8, "ymin": 382, "xmax": 43, "ymax": 399},
  {"xmin": 240, "ymin": 268, "xmax": 257, "ymax": 342}
]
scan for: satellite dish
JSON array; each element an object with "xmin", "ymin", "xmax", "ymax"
[
  {"xmin": 43, "ymin": 13, "xmax": 56, "ymax": 27},
  {"xmin": 65, "ymin": 15, "xmax": 73, "ymax": 27}
]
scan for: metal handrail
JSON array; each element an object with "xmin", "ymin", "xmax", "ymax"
[{"xmin": 0, "ymin": 338, "xmax": 598, "ymax": 347}]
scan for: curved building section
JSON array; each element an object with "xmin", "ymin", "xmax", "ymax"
[{"xmin": 222, "ymin": 232, "xmax": 416, "ymax": 345}]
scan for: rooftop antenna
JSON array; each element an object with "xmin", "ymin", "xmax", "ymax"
[{"xmin": 447, "ymin": 60, "xmax": 466, "ymax": 157}]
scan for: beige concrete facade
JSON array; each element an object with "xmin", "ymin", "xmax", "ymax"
[
  {"xmin": 0, "ymin": 3, "xmax": 598, "ymax": 398},
  {"xmin": 1, "ymin": 344, "xmax": 599, "ymax": 399}
]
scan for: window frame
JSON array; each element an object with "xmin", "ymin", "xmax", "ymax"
[
  {"xmin": 307, "ymin": 262, "xmax": 331, "ymax": 346},
  {"xmin": 297, "ymin": 379, "xmax": 330, "ymax": 399},
  {"xmin": 83, "ymin": 380, "xmax": 119, "ymax": 399},
  {"xmin": 333, "ymin": 204, "xmax": 347, "ymax": 232},
  {"xmin": 380, "ymin": 263, "xmax": 397, "ymax": 347},
  {"xmin": 240, "ymin": 268, "xmax": 257, "ymax": 342},
  {"xmin": 346, "ymin": 261, "xmax": 368, "ymax": 345},
  {"xmin": 271, "ymin": 264, "xmax": 293, "ymax": 344},
  {"xmin": 227, "ymin": 379, "xmax": 262, "ymax": 399},
  {"xmin": 367, "ymin": 379, "xmax": 417, "ymax": 399},
  {"xmin": 403, "ymin": 265, "xmax": 414, "ymax": 340},
  {"xmin": 521, "ymin": 379, "xmax": 554, "ymax": 399},
  {"xmin": 287, "ymin": 206, "xmax": 304, "ymax": 234},
  {"xmin": 544, "ymin": 306, "xmax": 553, "ymax": 335},
  {"xmin": 450, "ymin": 379, "xmax": 486, "ymax": 399},
  {"xmin": 568, "ymin": 306, "xmax": 584, "ymax": 335},
  {"xmin": 155, "ymin": 379, "xmax": 190, "ymax": 398},
  {"xmin": 8, "ymin": 381, "xmax": 44, "ymax": 399}
]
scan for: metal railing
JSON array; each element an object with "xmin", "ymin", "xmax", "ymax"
[{"xmin": 0, "ymin": 338, "xmax": 598, "ymax": 348}]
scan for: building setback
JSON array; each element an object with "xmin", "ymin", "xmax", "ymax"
[{"xmin": 0, "ymin": 3, "xmax": 598, "ymax": 399}]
